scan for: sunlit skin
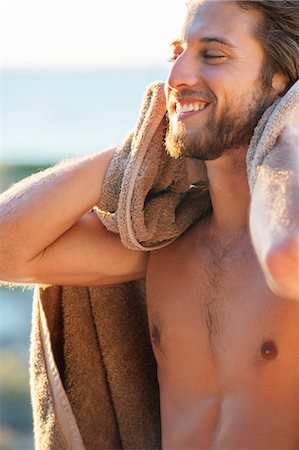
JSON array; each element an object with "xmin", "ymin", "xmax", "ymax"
[
  {"xmin": 147, "ymin": 1, "xmax": 299, "ymax": 448},
  {"xmin": 165, "ymin": 1, "xmax": 279, "ymax": 161},
  {"xmin": 0, "ymin": 1, "xmax": 298, "ymax": 448}
]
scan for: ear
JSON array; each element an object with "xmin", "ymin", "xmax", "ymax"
[{"xmin": 271, "ymin": 74, "xmax": 289, "ymax": 97}]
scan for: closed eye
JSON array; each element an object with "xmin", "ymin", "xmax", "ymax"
[
  {"xmin": 202, "ymin": 53, "xmax": 227, "ymax": 64},
  {"xmin": 167, "ymin": 50, "xmax": 227, "ymax": 63},
  {"xmin": 205, "ymin": 55, "xmax": 225, "ymax": 59},
  {"xmin": 167, "ymin": 54, "xmax": 227, "ymax": 63}
]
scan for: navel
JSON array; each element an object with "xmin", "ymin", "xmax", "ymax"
[{"xmin": 260, "ymin": 340, "xmax": 278, "ymax": 360}]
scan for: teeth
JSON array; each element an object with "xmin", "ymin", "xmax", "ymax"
[{"xmin": 176, "ymin": 102, "xmax": 206, "ymax": 114}]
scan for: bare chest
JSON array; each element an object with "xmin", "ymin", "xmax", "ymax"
[
  {"xmin": 146, "ymin": 231, "xmax": 299, "ymax": 447},
  {"xmin": 146, "ymin": 231, "xmax": 299, "ymax": 380}
]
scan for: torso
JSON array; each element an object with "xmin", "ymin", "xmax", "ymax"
[{"xmin": 146, "ymin": 217, "xmax": 299, "ymax": 449}]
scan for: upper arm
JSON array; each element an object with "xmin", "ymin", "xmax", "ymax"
[{"xmin": 6, "ymin": 212, "xmax": 149, "ymax": 286}]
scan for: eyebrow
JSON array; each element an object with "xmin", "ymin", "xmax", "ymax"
[
  {"xmin": 169, "ymin": 36, "xmax": 237, "ymax": 49},
  {"xmin": 199, "ymin": 36, "xmax": 237, "ymax": 48}
]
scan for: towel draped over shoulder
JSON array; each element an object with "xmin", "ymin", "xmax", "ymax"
[{"xmin": 30, "ymin": 79, "xmax": 299, "ymax": 449}]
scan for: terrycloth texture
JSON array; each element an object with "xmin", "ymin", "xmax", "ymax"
[
  {"xmin": 94, "ymin": 81, "xmax": 211, "ymax": 250},
  {"xmin": 30, "ymin": 287, "xmax": 85, "ymax": 450},
  {"xmin": 30, "ymin": 80, "xmax": 298, "ymax": 450},
  {"xmin": 30, "ymin": 289, "xmax": 68, "ymax": 450},
  {"xmin": 247, "ymin": 79, "xmax": 299, "ymax": 191},
  {"xmin": 32, "ymin": 282, "xmax": 160, "ymax": 450}
]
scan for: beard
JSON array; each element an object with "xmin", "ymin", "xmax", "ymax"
[{"xmin": 165, "ymin": 79, "xmax": 274, "ymax": 160}]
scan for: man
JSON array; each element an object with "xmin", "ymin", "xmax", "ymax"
[{"xmin": 0, "ymin": 0, "xmax": 298, "ymax": 448}]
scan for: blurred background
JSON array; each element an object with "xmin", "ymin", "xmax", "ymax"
[{"xmin": 0, "ymin": 0, "xmax": 185, "ymax": 448}]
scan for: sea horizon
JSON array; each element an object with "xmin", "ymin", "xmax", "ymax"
[{"xmin": 1, "ymin": 65, "xmax": 169, "ymax": 165}]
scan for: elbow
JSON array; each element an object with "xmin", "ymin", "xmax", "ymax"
[
  {"xmin": 0, "ymin": 247, "xmax": 14, "ymax": 282},
  {"xmin": 0, "ymin": 263, "xmax": 34, "ymax": 285},
  {"xmin": 0, "ymin": 260, "xmax": 21, "ymax": 284},
  {"xmin": 264, "ymin": 238, "xmax": 299, "ymax": 301},
  {"xmin": 0, "ymin": 244, "xmax": 28, "ymax": 284}
]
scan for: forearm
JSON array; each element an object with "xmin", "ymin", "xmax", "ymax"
[
  {"xmin": 250, "ymin": 125, "xmax": 299, "ymax": 300},
  {"xmin": 0, "ymin": 149, "xmax": 114, "ymax": 276}
]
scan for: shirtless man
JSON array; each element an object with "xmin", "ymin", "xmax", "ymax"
[{"xmin": 0, "ymin": 0, "xmax": 298, "ymax": 448}]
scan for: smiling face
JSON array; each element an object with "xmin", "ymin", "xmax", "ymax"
[{"xmin": 165, "ymin": 0, "xmax": 277, "ymax": 160}]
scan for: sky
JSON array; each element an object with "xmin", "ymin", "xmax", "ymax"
[{"xmin": 2, "ymin": 0, "xmax": 187, "ymax": 69}]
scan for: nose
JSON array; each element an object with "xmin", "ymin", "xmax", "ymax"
[{"xmin": 166, "ymin": 50, "xmax": 199, "ymax": 91}]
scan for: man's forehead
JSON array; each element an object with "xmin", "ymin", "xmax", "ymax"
[
  {"xmin": 183, "ymin": 0, "xmax": 238, "ymax": 32},
  {"xmin": 179, "ymin": 0, "xmax": 261, "ymax": 45}
]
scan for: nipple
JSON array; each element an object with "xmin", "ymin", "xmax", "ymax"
[{"xmin": 260, "ymin": 340, "xmax": 278, "ymax": 360}]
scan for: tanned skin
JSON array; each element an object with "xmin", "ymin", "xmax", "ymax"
[
  {"xmin": 147, "ymin": 2, "xmax": 299, "ymax": 448},
  {"xmin": 0, "ymin": 1, "xmax": 298, "ymax": 448}
]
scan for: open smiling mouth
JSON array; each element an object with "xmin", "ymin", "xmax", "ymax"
[{"xmin": 172, "ymin": 101, "xmax": 209, "ymax": 119}]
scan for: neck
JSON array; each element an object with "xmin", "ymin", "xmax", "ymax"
[{"xmin": 205, "ymin": 147, "xmax": 250, "ymax": 235}]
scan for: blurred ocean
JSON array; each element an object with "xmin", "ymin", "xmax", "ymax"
[
  {"xmin": 0, "ymin": 286, "xmax": 33, "ymax": 450},
  {"xmin": 0, "ymin": 65, "xmax": 169, "ymax": 449},
  {"xmin": 1, "ymin": 66, "xmax": 169, "ymax": 163}
]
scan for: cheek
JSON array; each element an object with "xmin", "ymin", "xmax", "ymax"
[
  {"xmin": 201, "ymin": 65, "xmax": 235, "ymax": 92},
  {"xmin": 202, "ymin": 63, "xmax": 262, "ymax": 103},
  {"xmin": 200, "ymin": 66, "xmax": 232, "ymax": 108}
]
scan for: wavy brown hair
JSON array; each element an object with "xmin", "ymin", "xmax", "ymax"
[{"xmin": 236, "ymin": 0, "xmax": 299, "ymax": 88}]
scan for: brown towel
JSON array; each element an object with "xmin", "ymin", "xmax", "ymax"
[
  {"xmin": 31, "ymin": 282, "xmax": 160, "ymax": 450},
  {"xmin": 247, "ymin": 79, "xmax": 299, "ymax": 190},
  {"xmin": 94, "ymin": 81, "xmax": 211, "ymax": 250},
  {"xmin": 30, "ymin": 79, "xmax": 298, "ymax": 450}
]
